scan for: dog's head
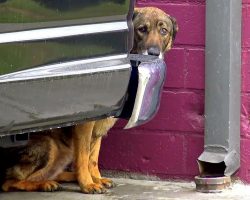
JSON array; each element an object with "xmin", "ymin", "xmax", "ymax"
[{"xmin": 131, "ymin": 7, "xmax": 178, "ymax": 58}]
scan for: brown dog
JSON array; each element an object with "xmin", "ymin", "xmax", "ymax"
[
  {"xmin": 1, "ymin": 119, "xmax": 116, "ymax": 193},
  {"xmin": 132, "ymin": 7, "xmax": 178, "ymax": 57},
  {"xmin": 0, "ymin": 7, "xmax": 178, "ymax": 194}
]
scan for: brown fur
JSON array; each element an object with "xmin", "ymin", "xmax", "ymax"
[
  {"xmin": 0, "ymin": 119, "xmax": 116, "ymax": 193},
  {"xmin": 0, "ymin": 7, "xmax": 177, "ymax": 194},
  {"xmin": 132, "ymin": 7, "xmax": 178, "ymax": 55}
]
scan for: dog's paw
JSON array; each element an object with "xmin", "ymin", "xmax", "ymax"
[
  {"xmin": 100, "ymin": 178, "xmax": 116, "ymax": 189},
  {"xmin": 39, "ymin": 181, "xmax": 62, "ymax": 192},
  {"xmin": 80, "ymin": 183, "xmax": 106, "ymax": 194},
  {"xmin": 1, "ymin": 180, "xmax": 15, "ymax": 192},
  {"xmin": 2, "ymin": 180, "xmax": 62, "ymax": 192},
  {"xmin": 92, "ymin": 177, "xmax": 116, "ymax": 189}
]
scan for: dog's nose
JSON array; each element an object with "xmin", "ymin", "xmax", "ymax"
[{"xmin": 147, "ymin": 47, "xmax": 161, "ymax": 56}]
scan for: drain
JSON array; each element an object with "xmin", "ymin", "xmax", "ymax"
[{"xmin": 195, "ymin": 176, "xmax": 231, "ymax": 193}]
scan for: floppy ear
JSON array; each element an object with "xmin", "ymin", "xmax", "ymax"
[
  {"xmin": 165, "ymin": 16, "xmax": 178, "ymax": 51},
  {"xmin": 170, "ymin": 16, "xmax": 178, "ymax": 41},
  {"xmin": 132, "ymin": 8, "xmax": 140, "ymax": 21}
]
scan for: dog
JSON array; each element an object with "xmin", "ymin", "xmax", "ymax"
[
  {"xmin": 0, "ymin": 119, "xmax": 116, "ymax": 193},
  {"xmin": 0, "ymin": 7, "xmax": 178, "ymax": 194},
  {"xmin": 132, "ymin": 7, "xmax": 178, "ymax": 57}
]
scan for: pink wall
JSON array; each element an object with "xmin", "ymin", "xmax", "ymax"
[
  {"xmin": 100, "ymin": 0, "xmax": 250, "ymax": 182},
  {"xmin": 240, "ymin": 0, "xmax": 250, "ymax": 183}
]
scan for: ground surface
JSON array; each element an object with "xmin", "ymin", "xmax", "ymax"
[{"xmin": 0, "ymin": 178, "xmax": 250, "ymax": 200}]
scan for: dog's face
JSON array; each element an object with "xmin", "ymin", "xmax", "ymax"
[{"xmin": 132, "ymin": 7, "xmax": 178, "ymax": 58}]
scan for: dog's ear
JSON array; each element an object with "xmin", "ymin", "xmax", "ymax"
[
  {"xmin": 165, "ymin": 16, "xmax": 178, "ymax": 51},
  {"xmin": 170, "ymin": 16, "xmax": 178, "ymax": 41},
  {"xmin": 132, "ymin": 8, "xmax": 140, "ymax": 21}
]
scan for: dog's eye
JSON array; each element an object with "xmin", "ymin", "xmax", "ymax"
[
  {"xmin": 160, "ymin": 28, "xmax": 168, "ymax": 35},
  {"xmin": 138, "ymin": 26, "xmax": 147, "ymax": 33}
]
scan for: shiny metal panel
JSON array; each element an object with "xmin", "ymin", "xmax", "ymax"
[
  {"xmin": 0, "ymin": 0, "xmax": 137, "ymax": 137},
  {"xmin": 0, "ymin": 0, "xmax": 131, "ymax": 32},
  {"xmin": 0, "ymin": 22, "xmax": 128, "ymax": 43},
  {"xmin": 0, "ymin": 0, "xmax": 134, "ymax": 75},
  {"xmin": 0, "ymin": 54, "xmax": 128, "ymax": 82},
  {"xmin": 0, "ymin": 55, "xmax": 131, "ymax": 136},
  {"xmin": 0, "ymin": 31, "xmax": 128, "ymax": 75},
  {"xmin": 125, "ymin": 57, "xmax": 166, "ymax": 129}
]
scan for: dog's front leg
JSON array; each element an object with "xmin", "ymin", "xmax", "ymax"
[
  {"xmin": 89, "ymin": 137, "xmax": 115, "ymax": 188},
  {"xmin": 88, "ymin": 118, "xmax": 117, "ymax": 188},
  {"xmin": 73, "ymin": 122, "xmax": 106, "ymax": 194}
]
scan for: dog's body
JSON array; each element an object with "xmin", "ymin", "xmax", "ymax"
[
  {"xmin": 0, "ymin": 7, "xmax": 177, "ymax": 194},
  {"xmin": 1, "ymin": 118, "xmax": 117, "ymax": 193}
]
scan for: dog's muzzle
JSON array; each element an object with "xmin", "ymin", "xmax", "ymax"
[
  {"xmin": 143, "ymin": 47, "xmax": 163, "ymax": 59},
  {"xmin": 147, "ymin": 46, "xmax": 161, "ymax": 56}
]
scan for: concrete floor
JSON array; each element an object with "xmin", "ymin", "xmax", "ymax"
[{"xmin": 1, "ymin": 178, "xmax": 250, "ymax": 200}]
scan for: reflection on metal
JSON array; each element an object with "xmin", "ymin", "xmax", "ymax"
[
  {"xmin": 0, "ymin": 0, "xmax": 130, "ymax": 25},
  {"xmin": 0, "ymin": 54, "xmax": 128, "ymax": 82},
  {"xmin": 0, "ymin": 22, "xmax": 128, "ymax": 43},
  {"xmin": 0, "ymin": 0, "xmax": 134, "ymax": 76},
  {"xmin": 0, "ymin": 17, "xmax": 126, "ymax": 34},
  {"xmin": 0, "ymin": 55, "xmax": 131, "ymax": 136},
  {"xmin": 0, "ymin": 0, "xmax": 136, "ymax": 137},
  {"xmin": 125, "ymin": 58, "xmax": 166, "ymax": 129},
  {"xmin": 0, "ymin": 31, "xmax": 128, "ymax": 75},
  {"xmin": 195, "ymin": 176, "xmax": 231, "ymax": 193},
  {"xmin": 197, "ymin": 0, "xmax": 242, "ymax": 190}
]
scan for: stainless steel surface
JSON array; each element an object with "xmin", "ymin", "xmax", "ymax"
[
  {"xmin": 0, "ymin": 30, "xmax": 129, "ymax": 76},
  {"xmin": 0, "ymin": 0, "xmax": 134, "ymax": 75},
  {"xmin": 0, "ymin": 54, "xmax": 128, "ymax": 82},
  {"xmin": 0, "ymin": 55, "xmax": 131, "ymax": 136},
  {"xmin": 0, "ymin": 0, "xmax": 136, "ymax": 137},
  {"xmin": 125, "ymin": 58, "xmax": 166, "ymax": 129},
  {"xmin": 0, "ymin": 0, "xmax": 131, "ymax": 32},
  {"xmin": 0, "ymin": 0, "xmax": 167, "ymax": 140},
  {"xmin": 0, "ymin": 22, "xmax": 128, "ymax": 43},
  {"xmin": 198, "ymin": 0, "xmax": 241, "ymax": 177}
]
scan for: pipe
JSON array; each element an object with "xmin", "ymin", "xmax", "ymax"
[{"xmin": 197, "ymin": 0, "xmax": 241, "ymax": 180}]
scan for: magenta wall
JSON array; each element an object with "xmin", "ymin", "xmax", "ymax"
[
  {"xmin": 240, "ymin": 0, "xmax": 250, "ymax": 183},
  {"xmin": 100, "ymin": 0, "xmax": 250, "ymax": 182}
]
